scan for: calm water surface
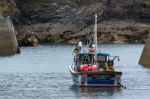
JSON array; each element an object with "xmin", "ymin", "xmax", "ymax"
[{"xmin": 0, "ymin": 44, "xmax": 150, "ymax": 99}]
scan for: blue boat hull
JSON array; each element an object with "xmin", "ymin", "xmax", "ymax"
[{"xmin": 69, "ymin": 65, "xmax": 122, "ymax": 88}]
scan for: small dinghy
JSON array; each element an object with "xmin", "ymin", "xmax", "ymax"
[{"xmin": 69, "ymin": 14, "xmax": 122, "ymax": 88}]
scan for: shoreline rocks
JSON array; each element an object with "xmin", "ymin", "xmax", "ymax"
[
  {"xmin": 16, "ymin": 19, "xmax": 150, "ymax": 45},
  {"xmin": 18, "ymin": 33, "xmax": 39, "ymax": 46},
  {"xmin": 1, "ymin": 0, "xmax": 150, "ymax": 46}
]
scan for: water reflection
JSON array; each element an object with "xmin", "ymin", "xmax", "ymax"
[
  {"xmin": 0, "ymin": 44, "xmax": 149, "ymax": 99},
  {"xmin": 70, "ymin": 85, "xmax": 121, "ymax": 98}
]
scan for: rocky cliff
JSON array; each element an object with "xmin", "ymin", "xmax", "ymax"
[{"xmin": 1, "ymin": 0, "xmax": 150, "ymax": 45}]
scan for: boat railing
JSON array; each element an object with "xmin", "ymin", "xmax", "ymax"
[{"xmin": 108, "ymin": 56, "xmax": 120, "ymax": 61}]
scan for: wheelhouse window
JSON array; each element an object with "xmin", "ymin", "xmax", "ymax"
[
  {"xmin": 74, "ymin": 53, "xmax": 109, "ymax": 67},
  {"xmin": 97, "ymin": 55, "xmax": 107, "ymax": 62},
  {"xmin": 79, "ymin": 54, "xmax": 94, "ymax": 65},
  {"xmin": 97, "ymin": 54, "xmax": 108, "ymax": 68}
]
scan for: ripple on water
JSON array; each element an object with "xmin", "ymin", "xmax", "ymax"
[{"xmin": 0, "ymin": 44, "xmax": 150, "ymax": 99}]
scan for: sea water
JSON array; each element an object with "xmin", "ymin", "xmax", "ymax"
[{"xmin": 0, "ymin": 44, "xmax": 150, "ymax": 99}]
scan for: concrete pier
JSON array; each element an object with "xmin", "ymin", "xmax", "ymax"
[
  {"xmin": 0, "ymin": 15, "xmax": 19, "ymax": 55},
  {"xmin": 139, "ymin": 33, "xmax": 150, "ymax": 67}
]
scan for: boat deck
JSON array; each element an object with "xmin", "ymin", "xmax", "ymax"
[{"xmin": 70, "ymin": 65, "xmax": 122, "ymax": 75}]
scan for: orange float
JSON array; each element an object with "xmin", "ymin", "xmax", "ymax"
[
  {"xmin": 80, "ymin": 65, "xmax": 84, "ymax": 71},
  {"xmin": 88, "ymin": 48, "xmax": 96, "ymax": 52},
  {"xmin": 92, "ymin": 65, "xmax": 97, "ymax": 71},
  {"xmin": 88, "ymin": 66, "xmax": 92, "ymax": 71}
]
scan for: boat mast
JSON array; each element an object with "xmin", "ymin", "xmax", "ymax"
[{"xmin": 94, "ymin": 14, "xmax": 98, "ymax": 61}]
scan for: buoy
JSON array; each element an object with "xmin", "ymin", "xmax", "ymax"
[
  {"xmin": 92, "ymin": 65, "xmax": 97, "ymax": 71},
  {"xmin": 88, "ymin": 48, "xmax": 96, "ymax": 52},
  {"xmin": 84, "ymin": 67, "xmax": 89, "ymax": 71},
  {"xmin": 83, "ymin": 64, "xmax": 88, "ymax": 71},
  {"xmin": 88, "ymin": 66, "xmax": 92, "ymax": 71},
  {"xmin": 80, "ymin": 65, "xmax": 84, "ymax": 71}
]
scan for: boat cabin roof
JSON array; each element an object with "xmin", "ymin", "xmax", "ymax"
[{"xmin": 79, "ymin": 52, "xmax": 110, "ymax": 56}]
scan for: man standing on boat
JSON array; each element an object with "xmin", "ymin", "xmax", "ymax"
[
  {"xmin": 73, "ymin": 41, "xmax": 82, "ymax": 54},
  {"xmin": 78, "ymin": 41, "xmax": 82, "ymax": 50}
]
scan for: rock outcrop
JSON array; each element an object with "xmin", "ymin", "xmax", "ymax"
[
  {"xmin": 2, "ymin": 0, "xmax": 150, "ymax": 45},
  {"xmin": 0, "ymin": 0, "xmax": 17, "ymax": 17},
  {"xmin": 19, "ymin": 33, "xmax": 39, "ymax": 46}
]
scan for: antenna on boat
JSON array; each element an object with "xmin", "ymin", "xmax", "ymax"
[{"xmin": 94, "ymin": 14, "xmax": 98, "ymax": 61}]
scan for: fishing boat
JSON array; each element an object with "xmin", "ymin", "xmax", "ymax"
[{"xmin": 69, "ymin": 14, "xmax": 122, "ymax": 88}]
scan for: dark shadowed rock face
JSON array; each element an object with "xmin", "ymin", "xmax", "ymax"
[
  {"xmin": 19, "ymin": 34, "xmax": 39, "ymax": 46},
  {"xmin": 11, "ymin": 0, "xmax": 150, "ymax": 44},
  {"xmin": 0, "ymin": 0, "xmax": 17, "ymax": 17}
]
